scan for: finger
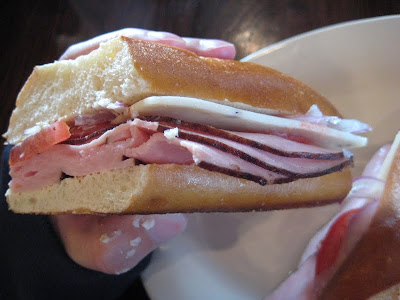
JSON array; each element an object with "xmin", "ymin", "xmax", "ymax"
[
  {"xmin": 60, "ymin": 28, "xmax": 186, "ymax": 60},
  {"xmin": 362, "ymin": 144, "xmax": 391, "ymax": 177},
  {"xmin": 182, "ymin": 37, "xmax": 236, "ymax": 59},
  {"xmin": 51, "ymin": 213, "xmax": 187, "ymax": 274}
]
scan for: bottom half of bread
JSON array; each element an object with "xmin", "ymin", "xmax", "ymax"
[{"xmin": 6, "ymin": 164, "xmax": 352, "ymax": 214}]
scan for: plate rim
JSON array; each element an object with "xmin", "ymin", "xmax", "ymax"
[
  {"xmin": 143, "ymin": 14, "xmax": 400, "ymax": 300},
  {"xmin": 241, "ymin": 14, "xmax": 400, "ymax": 62}
]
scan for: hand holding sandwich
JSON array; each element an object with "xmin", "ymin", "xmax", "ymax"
[
  {"xmin": 51, "ymin": 28, "xmax": 236, "ymax": 275},
  {"xmin": 4, "ymin": 25, "xmax": 369, "ymax": 279}
]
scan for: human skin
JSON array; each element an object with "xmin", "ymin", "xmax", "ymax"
[{"xmin": 51, "ymin": 28, "xmax": 236, "ymax": 275}]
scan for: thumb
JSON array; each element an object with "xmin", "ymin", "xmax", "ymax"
[{"xmin": 51, "ymin": 213, "xmax": 187, "ymax": 274}]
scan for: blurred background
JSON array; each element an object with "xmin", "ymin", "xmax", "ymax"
[
  {"xmin": 1, "ymin": 0, "xmax": 399, "ymax": 298},
  {"xmin": 2, "ymin": 1, "xmax": 400, "ymax": 151}
]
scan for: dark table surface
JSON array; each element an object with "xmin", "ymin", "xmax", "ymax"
[{"xmin": 2, "ymin": 1, "xmax": 400, "ymax": 299}]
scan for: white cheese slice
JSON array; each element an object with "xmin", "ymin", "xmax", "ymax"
[{"xmin": 130, "ymin": 96, "xmax": 368, "ymax": 150}]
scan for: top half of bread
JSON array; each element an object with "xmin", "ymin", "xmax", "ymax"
[{"xmin": 5, "ymin": 36, "xmax": 340, "ymax": 145}]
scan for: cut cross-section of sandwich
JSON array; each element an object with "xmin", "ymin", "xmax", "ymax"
[{"xmin": 4, "ymin": 36, "xmax": 370, "ymax": 214}]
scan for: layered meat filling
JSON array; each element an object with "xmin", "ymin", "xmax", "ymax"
[{"xmin": 9, "ymin": 97, "xmax": 369, "ymax": 193}]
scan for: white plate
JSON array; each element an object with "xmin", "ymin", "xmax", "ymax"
[{"xmin": 142, "ymin": 15, "xmax": 400, "ymax": 300}]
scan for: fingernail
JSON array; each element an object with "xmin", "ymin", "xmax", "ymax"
[
  {"xmin": 146, "ymin": 214, "xmax": 187, "ymax": 244},
  {"xmin": 147, "ymin": 31, "xmax": 180, "ymax": 40},
  {"xmin": 146, "ymin": 31, "xmax": 186, "ymax": 47},
  {"xmin": 183, "ymin": 38, "xmax": 236, "ymax": 59},
  {"xmin": 198, "ymin": 39, "xmax": 235, "ymax": 50},
  {"xmin": 209, "ymin": 46, "xmax": 237, "ymax": 59}
]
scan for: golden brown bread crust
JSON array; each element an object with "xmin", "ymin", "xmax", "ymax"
[
  {"xmin": 123, "ymin": 36, "xmax": 341, "ymax": 116},
  {"xmin": 5, "ymin": 36, "xmax": 352, "ymax": 214},
  {"xmin": 127, "ymin": 165, "xmax": 352, "ymax": 214},
  {"xmin": 5, "ymin": 36, "xmax": 342, "ymax": 145},
  {"xmin": 6, "ymin": 164, "xmax": 352, "ymax": 215},
  {"xmin": 319, "ymin": 146, "xmax": 400, "ymax": 299}
]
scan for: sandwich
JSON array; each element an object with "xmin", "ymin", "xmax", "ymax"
[
  {"xmin": 4, "ymin": 36, "xmax": 370, "ymax": 214},
  {"xmin": 267, "ymin": 132, "xmax": 400, "ymax": 299}
]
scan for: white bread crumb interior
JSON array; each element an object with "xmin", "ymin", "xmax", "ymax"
[{"xmin": 5, "ymin": 38, "xmax": 151, "ymax": 145}]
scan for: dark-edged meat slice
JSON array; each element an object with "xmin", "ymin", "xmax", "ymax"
[{"xmin": 141, "ymin": 116, "xmax": 344, "ymax": 159}]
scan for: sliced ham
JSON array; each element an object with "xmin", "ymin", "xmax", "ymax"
[
  {"xmin": 124, "ymin": 133, "xmax": 193, "ymax": 165},
  {"xmin": 178, "ymin": 140, "xmax": 288, "ymax": 184},
  {"xmin": 9, "ymin": 123, "xmax": 148, "ymax": 191},
  {"xmin": 141, "ymin": 116, "xmax": 344, "ymax": 159},
  {"xmin": 9, "ymin": 117, "xmax": 352, "ymax": 193},
  {"xmin": 125, "ymin": 132, "xmax": 288, "ymax": 185},
  {"xmin": 73, "ymin": 111, "xmax": 116, "ymax": 126},
  {"xmin": 234, "ymin": 132, "xmax": 340, "ymax": 159},
  {"xmin": 170, "ymin": 128, "xmax": 351, "ymax": 178},
  {"xmin": 132, "ymin": 118, "xmax": 352, "ymax": 183}
]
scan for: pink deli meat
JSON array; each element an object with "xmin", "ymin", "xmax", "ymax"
[{"xmin": 10, "ymin": 118, "xmax": 352, "ymax": 192}]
